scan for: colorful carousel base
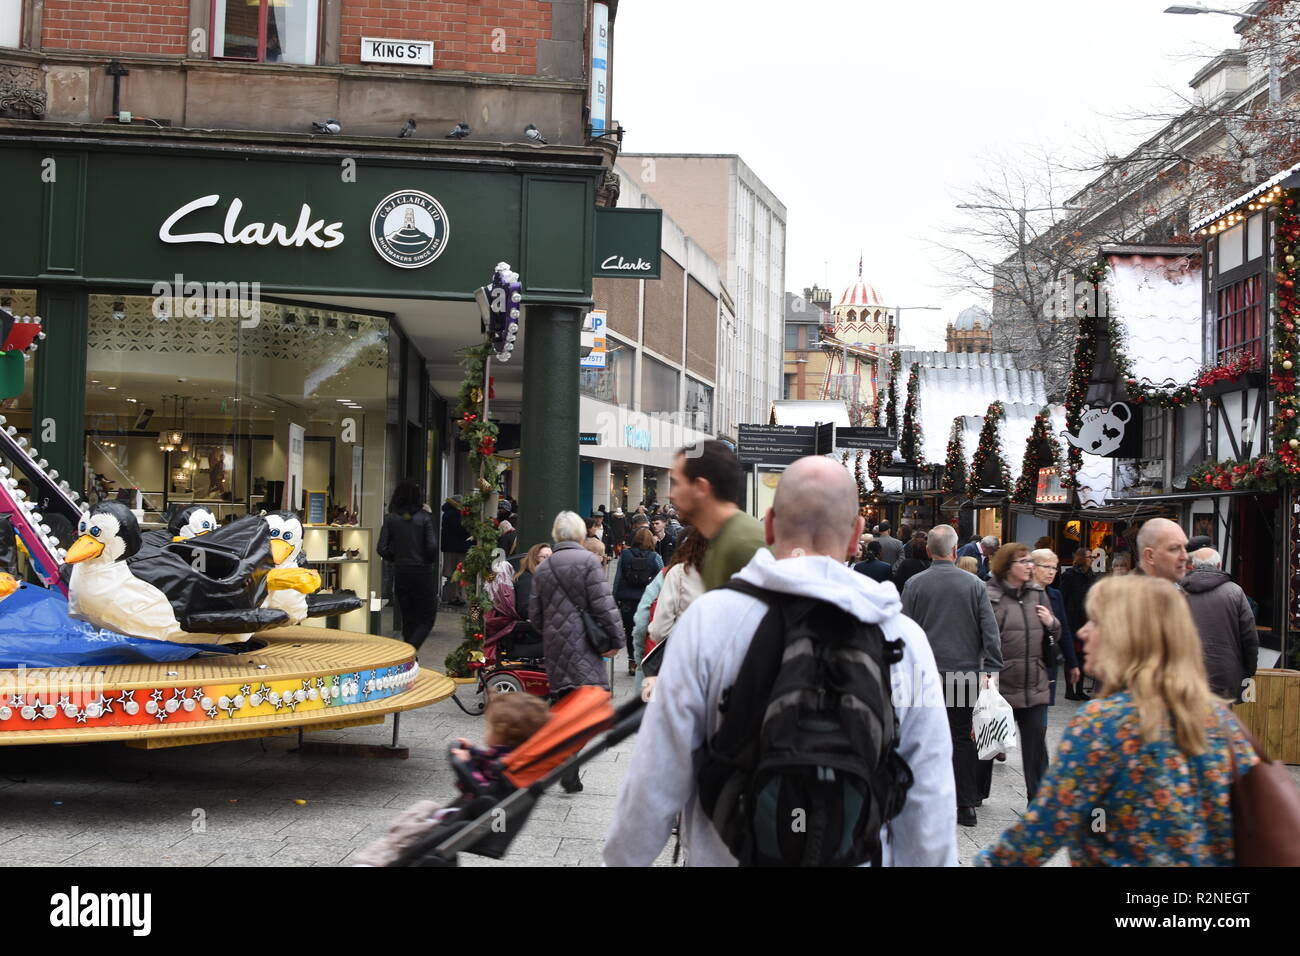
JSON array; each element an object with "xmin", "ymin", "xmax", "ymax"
[{"xmin": 0, "ymin": 626, "xmax": 454, "ymax": 748}]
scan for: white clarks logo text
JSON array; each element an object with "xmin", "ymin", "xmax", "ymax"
[
  {"xmin": 600, "ymin": 254, "xmax": 652, "ymax": 272},
  {"xmin": 50, "ymin": 886, "xmax": 151, "ymax": 936},
  {"xmin": 159, "ymin": 195, "xmax": 344, "ymax": 248}
]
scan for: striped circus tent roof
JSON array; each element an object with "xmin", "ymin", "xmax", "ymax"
[{"xmin": 836, "ymin": 279, "xmax": 887, "ymax": 309}]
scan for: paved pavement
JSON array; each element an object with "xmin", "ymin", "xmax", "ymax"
[{"xmin": 0, "ymin": 606, "xmax": 1291, "ymax": 867}]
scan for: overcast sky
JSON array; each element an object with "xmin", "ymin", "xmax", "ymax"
[{"xmin": 613, "ymin": 0, "xmax": 1244, "ymax": 349}]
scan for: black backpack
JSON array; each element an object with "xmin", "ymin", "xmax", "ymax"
[
  {"xmin": 621, "ymin": 549, "xmax": 658, "ymax": 590},
  {"xmin": 695, "ymin": 580, "xmax": 913, "ymax": 867}
]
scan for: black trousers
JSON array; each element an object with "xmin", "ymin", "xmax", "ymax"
[
  {"xmin": 977, "ymin": 704, "xmax": 1049, "ymax": 806},
  {"xmin": 941, "ymin": 672, "xmax": 981, "ymax": 808},
  {"xmin": 393, "ymin": 566, "xmax": 437, "ymax": 651},
  {"xmin": 550, "ymin": 686, "xmax": 583, "ymax": 790},
  {"xmin": 618, "ymin": 600, "xmax": 638, "ymax": 657}
]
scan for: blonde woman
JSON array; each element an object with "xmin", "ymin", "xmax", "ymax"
[
  {"xmin": 956, "ymin": 556, "xmax": 980, "ymax": 575},
  {"xmin": 975, "ymin": 574, "xmax": 1258, "ymax": 866}
]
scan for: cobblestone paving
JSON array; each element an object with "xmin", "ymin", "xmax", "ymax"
[{"xmin": 0, "ymin": 607, "xmax": 1292, "ymax": 867}]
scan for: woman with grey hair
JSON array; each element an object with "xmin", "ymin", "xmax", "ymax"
[{"xmin": 528, "ymin": 510, "xmax": 625, "ymax": 792}]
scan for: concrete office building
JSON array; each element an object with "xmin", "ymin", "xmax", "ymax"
[{"xmin": 616, "ymin": 153, "xmax": 787, "ymax": 439}]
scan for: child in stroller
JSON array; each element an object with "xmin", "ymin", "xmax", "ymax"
[{"xmin": 353, "ymin": 692, "xmax": 551, "ymax": 866}]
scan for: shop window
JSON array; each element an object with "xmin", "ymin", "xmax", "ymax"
[
  {"xmin": 580, "ymin": 340, "xmax": 635, "ymax": 408},
  {"xmin": 1247, "ymin": 212, "xmax": 1264, "ymax": 261},
  {"xmin": 642, "ymin": 355, "xmax": 680, "ymax": 420},
  {"xmin": 1215, "ymin": 274, "xmax": 1264, "ymax": 365},
  {"xmin": 0, "ymin": 0, "xmax": 20, "ymax": 48},
  {"xmin": 213, "ymin": 0, "xmax": 320, "ymax": 64},
  {"xmin": 686, "ymin": 376, "xmax": 713, "ymax": 433},
  {"xmin": 84, "ymin": 294, "xmax": 392, "ymax": 631},
  {"xmin": 1217, "ymin": 222, "xmax": 1244, "ymax": 273}
]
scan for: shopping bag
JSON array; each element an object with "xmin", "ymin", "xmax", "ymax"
[{"xmin": 973, "ymin": 683, "xmax": 1019, "ymax": 760}]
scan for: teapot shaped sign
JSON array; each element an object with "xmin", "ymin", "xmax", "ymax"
[{"xmin": 1061, "ymin": 402, "xmax": 1141, "ymax": 458}]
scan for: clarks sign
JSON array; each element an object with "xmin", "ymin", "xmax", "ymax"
[
  {"xmin": 160, "ymin": 195, "xmax": 345, "ymax": 248},
  {"xmin": 158, "ymin": 190, "xmax": 452, "ymax": 268},
  {"xmin": 592, "ymin": 207, "xmax": 662, "ymax": 279}
]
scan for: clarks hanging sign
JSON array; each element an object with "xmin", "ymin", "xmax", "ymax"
[{"xmin": 592, "ymin": 207, "xmax": 662, "ymax": 279}]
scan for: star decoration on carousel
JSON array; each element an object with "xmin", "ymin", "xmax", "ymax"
[
  {"xmin": 56, "ymin": 694, "xmax": 71, "ymax": 709},
  {"xmin": 150, "ymin": 688, "xmax": 165, "ymax": 703},
  {"xmin": 8, "ymin": 695, "xmax": 22, "ymax": 708},
  {"xmin": 89, "ymin": 693, "xmax": 110, "ymax": 715},
  {"xmin": 206, "ymin": 707, "xmax": 220, "ymax": 720},
  {"xmin": 240, "ymin": 684, "xmax": 252, "ymax": 698},
  {"xmin": 256, "ymin": 682, "xmax": 273, "ymax": 700},
  {"xmin": 155, "ymin": 709, "xmax": 169, "ymax": 722},
  {"xmin": 74, "ymin": 709, "xmax": 88, "ymax": 724}
]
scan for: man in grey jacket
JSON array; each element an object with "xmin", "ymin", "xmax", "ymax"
[
  {"xmin": 603, "ymin": 456, "xmax": 957, "ymax": 866},
  {"xmin": 901, "ymin": 523, "xmax": 1002, "ymax": 827},
  {"xmin": 1183, "ymin": 548, "xmax": 1259, "ymax": 702}
]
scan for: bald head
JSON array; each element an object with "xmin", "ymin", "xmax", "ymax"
[
  {"xmin": 1136, "ymin": 517, "xmax": 1188, "ymax": 582},
  {"xmin": 769, "ymin": 456, "xmax": 863, "ymax": 559}
]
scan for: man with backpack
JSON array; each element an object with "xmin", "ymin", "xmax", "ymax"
[{"xmin": 604, "ymin": 455, "xmax": 956, "ymax": 867}]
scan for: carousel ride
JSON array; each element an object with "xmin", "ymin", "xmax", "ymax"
[{"xmin": 0, "ymin": 318, "xmax": 452, "ymax": 750}]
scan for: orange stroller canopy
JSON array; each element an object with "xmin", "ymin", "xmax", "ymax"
[{"xmin": 502, "ymin": 685, "xmax": 614, "ymax": 788}]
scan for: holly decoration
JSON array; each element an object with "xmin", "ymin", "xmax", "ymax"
[
  {"xmin": 1012, "ymin": 406, "xmax": 1061, "ymax": 504},
  {"xmin": 854, "ymin": 450, "xmax": 868, "ymax": 515},
  {"xmin": 940, "ymin": 416, "xmax": 966, "ymax": 494},
  {"xmin": 967, "ymin": 400, "xmax": 1012, "ymax": 495}
]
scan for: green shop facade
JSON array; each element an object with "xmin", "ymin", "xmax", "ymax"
[{"xmin": 0, "ymin": 123, "xmax": 608, "ymax": 620}]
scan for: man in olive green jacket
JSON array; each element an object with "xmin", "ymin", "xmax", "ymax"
[{"xmin": 668, "ymin": 441, "xmax": 767, "ymax": 591}]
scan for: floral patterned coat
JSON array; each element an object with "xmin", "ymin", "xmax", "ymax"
[{"xmin": 975, "ymin": 693, "xmax": 1258, "ymax": 866}]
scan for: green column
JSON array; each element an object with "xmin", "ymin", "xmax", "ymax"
[
  {"xmin": 34, "ymin": 289, "xmax": 88, "ymax": 493},
  {"xmin": 518, "ymin": 304, "xmax": 581, "ymax": 549}
]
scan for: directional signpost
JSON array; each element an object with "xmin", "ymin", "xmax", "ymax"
[
  {"xmin": 737, "ymin": 424, "xmax": 817, "ymax": 465},
  {"xmin": 834, "ymin": 426, "xmax": 898, "ymax": 451}
]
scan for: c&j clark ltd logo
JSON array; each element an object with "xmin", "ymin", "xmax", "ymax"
[{"xmin": 369, "ymin": 189, "xmax": 450, "ymax": 269}]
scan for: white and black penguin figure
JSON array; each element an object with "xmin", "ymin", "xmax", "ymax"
[
  {"xmin": 65, "ymin": 502, "xmax": 288, "ymax": 643},
  {"xmin": 258, "ymin": 510, "xmax": 363, "ymax": 623},
  {"xmin": 261, "ymin": 510, "xmax": 314, "ymax": 625},
  {"xmin": 173, "ymin": 506, "xmax": 218, "ymax": 540}
]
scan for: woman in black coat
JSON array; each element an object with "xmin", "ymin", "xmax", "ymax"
[
  {"xmin": 378, "ymin": 480, "xmax": 439, "ymax": 651},
  {"xmin": 1057, "ymin": 548, "xmax": 1096, "ymax": 697},
  {"xmin": 891, "ymin": 537, "xmax": 931, "ymax": 591}
]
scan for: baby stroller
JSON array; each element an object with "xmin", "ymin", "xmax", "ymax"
[
  {"xmin": 394, "ymin": 687, "xmax": 644, "ymax": 866},
  {"xmin": 455, "ymin": 620, "xmax": 550, "ymax": 714}
]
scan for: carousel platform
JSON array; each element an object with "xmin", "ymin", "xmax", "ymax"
[{"xmin": 0, "ymin": 626, "xmax": 454, "ymax": 749}]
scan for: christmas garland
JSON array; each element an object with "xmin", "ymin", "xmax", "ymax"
[
  {"xmin": 868, "ymin": 353, "xmax": 903, "ymax": 490},
  {"xmin": 1012, "ymin": 406, "xmax": 1060, "ymax": 503},
  {"xmin": 899, "ymin": 362, "xmax": 923, "ymax": 464},
  {"xmin": 967, "ymin": 400, "xmax": 1012, "ymax": 495},
  {"xmin": 1273, "ymin": 188, "xmax": 1300, "ymax": 474},
  {"xmin": 444, "ymin": 343, "xmax": 504, "ymax": 679},
  {"xmin": 1187, "ymin": 456, "xmax": 1282, "ymax": 493},
  {"xmin": 867, "ymin": 372, "xmax": 887, "ymax": 492},
  {"xmin": 854, "ymin": 450, "xmax": 868, "ymax": 515},
  {"xmin": 940, "ymin": 416, "xmax": 967, "ymax": 494}
]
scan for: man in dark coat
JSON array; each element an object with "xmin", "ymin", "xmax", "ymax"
[
  {"xmin": 1183, "ymin": 548, "xmax": 1259, "ymax": 702},
  {"xmin": 440, "ymin": 499, "xmax": 472, "ymax": 605},
  {"xmin": 853, "ymin": 540, "xmax": 892, "ymax": 582}
]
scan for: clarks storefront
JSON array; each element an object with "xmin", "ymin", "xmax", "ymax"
[{"xmin": 0, "ymin": 125, "xmax": 606, "ymax": 606}]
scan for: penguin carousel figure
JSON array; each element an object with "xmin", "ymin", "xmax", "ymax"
[
  {"xmin": 133, "ymin": 504, "xmax": 220, "ymax": 565},
  {"xmin": 260, "ymin": 510, "xmax": 363, "ymax": 624},
  {"xmin": 64, "ymin": 501, "xmax": 294, "ymax": 644}
]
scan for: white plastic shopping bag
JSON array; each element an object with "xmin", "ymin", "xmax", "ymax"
[{"xmin": 973, "ymin": 682, "xmax": 1019, "ymax": 760}]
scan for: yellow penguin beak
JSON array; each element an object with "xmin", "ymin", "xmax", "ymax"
[
  {"xmin": 65, "ymin": 534, "xmax": 105, "ymax": 564},
  {"xmin": 270, "ymin": 539, "xmax": 294, "ymax": 565}
]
